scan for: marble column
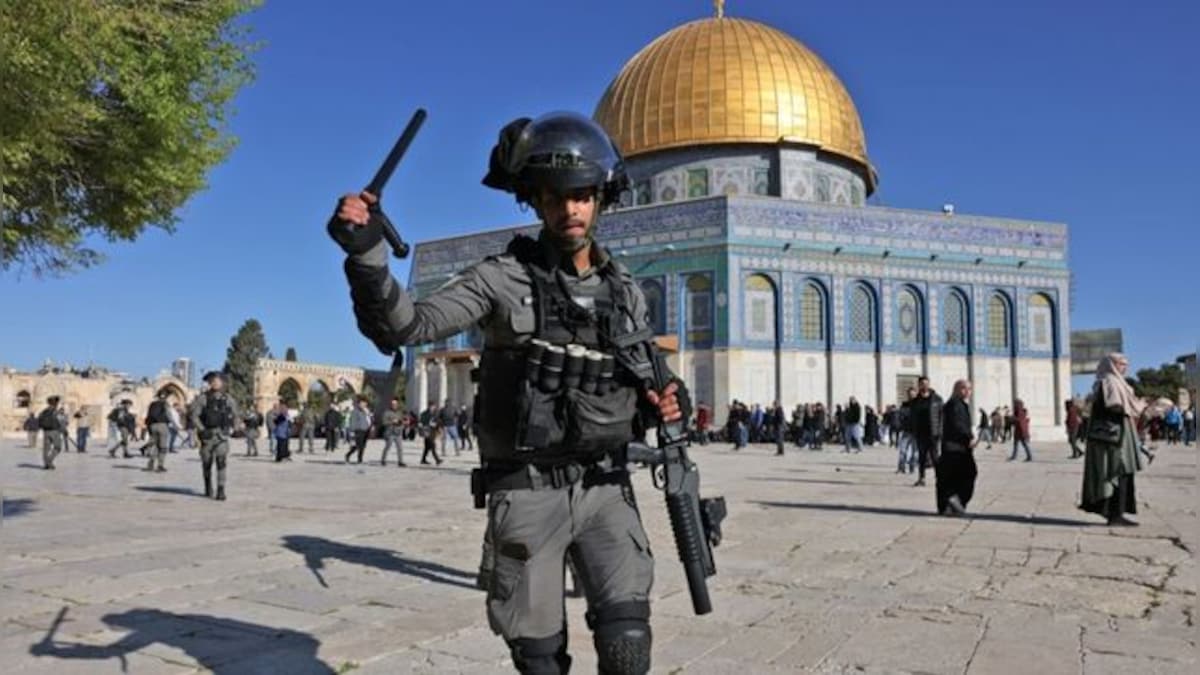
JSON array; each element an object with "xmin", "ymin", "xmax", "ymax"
[
  {"xmin": 415, "ymin": 358, "xmax": 428, "ymax": 413},
  {"xmin": 436, "ymin": 358, "xmax": 448, "ymax": 407}
]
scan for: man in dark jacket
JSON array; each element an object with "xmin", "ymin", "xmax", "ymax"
[
  {"xmin": 323, "ymin": 406, "xmax": 341, "ymax": 452},
  {"xmin": 909, "ymin": 376, "xmax": 943, "ymax": 487},
  {"xmin": 937, "ymin": 380, "xmax": 978, "ymax": 516}
]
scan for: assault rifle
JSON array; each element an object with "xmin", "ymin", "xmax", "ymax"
[{"xmin": 624, "ymin": 347, "xmax": 726, "ymax": 615}]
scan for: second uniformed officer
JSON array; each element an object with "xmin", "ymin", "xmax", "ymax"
[
  {"xmin": 328, "ymin": 112, "xmax": 687, "ymax": 674},
  {"xmin": 188, "ymin": 372, "xmax": 241, "ymax": 500},
  {"xmin": 144, "ymin": 391, "xmax": 172, "ymax": 472}
]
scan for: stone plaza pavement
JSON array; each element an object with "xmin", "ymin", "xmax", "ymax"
[{"xmin": 1, "ymin": 436, "xmax": 1194, "ymax": 674}]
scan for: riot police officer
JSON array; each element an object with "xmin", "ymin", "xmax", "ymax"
[
  {"xmin": 328, "ymin": 112, "xmax": 687, "ymax": 674},
  {"xmin": 188, "ymin": 371, "xmax": 241, "ymax": 501}
]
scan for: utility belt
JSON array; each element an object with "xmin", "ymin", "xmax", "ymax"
[{"xmin": 470, "ymin": 455, "xmax": 625, "ymax": 508}]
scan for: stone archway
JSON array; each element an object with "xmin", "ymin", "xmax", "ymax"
[{"xmin": 253, "ymin": 358, "xmax": 365, "ymax": 416}]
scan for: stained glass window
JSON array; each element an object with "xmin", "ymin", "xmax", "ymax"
[
  {"xmin": 1029, "ymin": 294, "xmax": 1053, "ymax": 351},
  {"xmin": 686, "ymin": 274, "xmax": 713, "ymax": 331},
  {"xmin": 943, "ymin": 290, "xmax": 967, "ymax": 346},
  {"xmin": 687, "ymin": 168, "xmax": 709, "ymax": 198},
  {"xmin": 896, "ymin": 288, "xmax": 921, "ymax": 346},
  {"xmin": 640, "ymin": 279, "xmax": 666, "ymax": 335},
  {"xmin": 799, "ymin": 282, "xmax": 824, "ymax": 342},
  {"xmin": 987, "ymin": 293, "xmax": 1010, "ymax": 350},
  {"xmin": 850, "ymin": 284, "xmax": 875, "ymax": 343},
  {"xmin": 745, "ymin": 274, "xmax": 775, "ymax": 342}
]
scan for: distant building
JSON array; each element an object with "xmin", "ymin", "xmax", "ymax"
[
  {"xmin": 171, "ymin": 357, "xmax": 195, "ymax": 389},
  {"xmin": 403, "ymin": 12, "xmax": 1071, "ymax": 440}
]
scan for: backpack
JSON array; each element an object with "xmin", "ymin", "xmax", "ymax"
[
  {"xmin": 148, "ymin": 400, "xmax": 170, "ymax": 424},
  {"xmin": 37, "ymin": 409, "xmax": 60, "ymax": 431}
]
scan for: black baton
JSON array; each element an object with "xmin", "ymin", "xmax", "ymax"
[{"xmin": 365, "ymin": 108, "xmax": 427, "ymax": 259}]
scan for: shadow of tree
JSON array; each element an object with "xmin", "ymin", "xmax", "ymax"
[
  {"xmin": 282, "ymin": 535, "xmax": 479, "ymax": 591},
  {"xmin": 2, "ymin": 497, "xmax": 37, "ymax": 518},
  {"xmin": 752, "ymin": 500, "xmax": 1099, "ymax": 527},
  {"xmin": 29, "ymin": 606, "xmax": 335, "ymax": 674}
]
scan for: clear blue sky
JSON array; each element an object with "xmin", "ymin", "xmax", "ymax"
[{"xmin": 2, "ymin": 0, "xmax": 1196, "ymax": 388}]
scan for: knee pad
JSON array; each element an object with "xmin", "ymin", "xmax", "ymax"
[
  {"xmin": 507, "ymin": 632, "xmax": 570, "ymax": 675},
  {"xmin": 589, "ymin": 602, "xmax": 651, "ymax": 675}
]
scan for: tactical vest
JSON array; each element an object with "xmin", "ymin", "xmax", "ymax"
[
  {"xmin": 200, "ymin": 393, "xmax": 233, "ymax": 430},
  {"xmin": 474, "ymin": 236, "xmax": 648, "ymax": 465}
]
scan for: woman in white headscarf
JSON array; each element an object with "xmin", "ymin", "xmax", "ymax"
[{"xmin": 1080, "ymin": 353, "xmax": 1145, "ymax": 526}]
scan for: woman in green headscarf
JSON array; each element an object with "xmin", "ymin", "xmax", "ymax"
[{"xmin": 1080, "ymin": 353, "xmax": 1145, "ymax": 526}]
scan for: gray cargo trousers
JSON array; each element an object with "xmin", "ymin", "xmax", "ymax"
[
  {"xmin": 147, "ymin": 423, "xmax": 170, "ymax": 470},
  {"xmin": 485, "ymin": 467, "xmax": 654, "ymax": 663}
]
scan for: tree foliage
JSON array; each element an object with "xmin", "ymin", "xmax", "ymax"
[
  {"xmin": 222, "ymin": 318, "xmax": 269, "ymax": 410},
  {"xmin": 285, "ymin": 346, "xmax": 297, "ymax": 362},
  {"xmin": 0, "ymin": 0, "xmax": 260, "ymax": 274},
  {"xmin": 1133, "ymin": 363, "xmax": 1188, "ymax": 401}
]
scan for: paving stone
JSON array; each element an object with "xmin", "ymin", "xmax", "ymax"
[{"xmin": 1, "ymin": 439, "xmax": 1193, "ymax": 673}]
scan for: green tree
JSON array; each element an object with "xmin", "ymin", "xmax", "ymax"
[
  {"xmin": 222, "ymin": 319, "xmax": 269, "ymax": 410},
  {"xmin": 1133, "ymin": 363, "xmax": 1187, "ymax": 401},
  {"xmin": 0, "ymin": 1, "xmax": 260, "ymax": 274},
  {"xmin": 285, "ymin": 347, "xmax": 298, "ymax": 362}
]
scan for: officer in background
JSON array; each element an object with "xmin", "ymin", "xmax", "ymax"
[
  {"xmin": 108, "ymin": 400, "xmax": 135, "ymax": 458},
  {"xmin": 189, "ymin": 372, "xmax": 241, "ymax": 500},
  {"xmin": 37, "ymin": 396, "xmax": 64, "ymax": 470},
  {"xmin": 243, "ymin": 407, "xmax": 264, "ymax": 457},
  {"xmin": 328, "ymin": 112, "xmax": 687, "ymax": 674},
  {"xmin": 379, "ymin": 397, "xmax": 406, "ymax": 467},
  {"xmin": 144, "ymin": 392, "xmax": 172, "ymax": 472}
]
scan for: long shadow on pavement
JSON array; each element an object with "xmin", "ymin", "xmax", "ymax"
[
  {"xmin": 753, "ymin": 500, "xmax": 1100, "ymax": 527},
  {"xmin": 29, "ymin": 606, "xmax": 335, "ymax": 674},
  {"xmin": 282, "ymin": 534, "xmax": 479, "ymax": 591},
  {"xmin": 134, "ymin": 485, "xmax": 206, "ymax": 498},
  {"xmin": 2, "ymin": 497, "xmax": 37, "ymax": 518}
]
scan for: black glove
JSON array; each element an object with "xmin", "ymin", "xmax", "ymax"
[{"xmin": 326, "ymin": 200, "xmax": 384, "ymax": 256}]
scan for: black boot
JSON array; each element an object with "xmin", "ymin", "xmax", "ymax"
[
  {"xmin": 204, "ymin": 474, "xmax": 213, "ymax": 498},
  {"xmin": 215, "ymin": 486, "xmax": 226, "ymax": 501}
]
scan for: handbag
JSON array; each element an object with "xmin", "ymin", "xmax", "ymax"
[{"xmin": 1087, "ymin": 418, "xmax": 1122, "ymax": 444}]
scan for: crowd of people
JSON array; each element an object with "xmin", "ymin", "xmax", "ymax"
[{"xmin": 19, "ymin": 354, "xmax": 1193, "ymax": 525}]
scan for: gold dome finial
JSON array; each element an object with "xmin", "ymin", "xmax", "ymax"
[{"xmin": 714, "ymin": 0, "xmax": 725, "ymax": 19}]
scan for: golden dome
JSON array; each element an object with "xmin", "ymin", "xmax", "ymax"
[{"xmin": 594, "ymin": 16, "xmax": 875, "ymax": 190}]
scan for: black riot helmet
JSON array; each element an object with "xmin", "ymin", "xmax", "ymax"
[{"xmin": 482, "ymin": 112, "xmax": 629, "ymax": 208}]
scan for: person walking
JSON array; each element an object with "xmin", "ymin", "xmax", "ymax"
[
  {"xmin": 438, "ymin": 399, "xmax": 460, "ymax": 455},
  {"xmin": 1081, "ymin": 354, "xmax": 1145, "ymax": 526},
  {"xmin": 843, "ymin": 396, "xmax": 863, "ymax": 453},
  {"xmin": 1065, "ymin": 399, "xmax": 1083, "ymax": 458},
  {"xmin": 299, "ymin": 405, "xmax": 319, "ymax": 453},
  {"xmin": 190, "ymin": 372, "xmax": 241, "ymax": 500},
  {"xmin": 144, "ymin": 392, "xmax": 172, "ymax": 472},
  {"xmin": 896, "ymin": 388, "xmax": 916, "ymax": 473},
  {"xmin": 909, "ymin": 377, "xmax": 943, "ymax": 486},
  {"xmin": 345, "ymin": 396, "xmax": 372, "ymax": 464},
  {"xmin": 418, "ymin": 402, "xmax": 442, "ymax": 466},
  {"xmin": 936, "ymin": 380, "xmax": 979, "ymax": 517},
  {"xmin": 36, "ymin": 396, "xmax": 65, "ymax": 470},
  {"xmin": 243, "ymin": 407, "xmax": 263, "ymax": 457},
  {"xmin": 977, "ymin": 407, "xmax": 992, "ymax": 449},
  {"xmin": 108, "ymin": 400, "xmax": 135, "ymax": 458},
  {"xmin": 457, "ymin": 405, "xmax": 473, "ymax": 451},
  {"xmin": 272, "ymin": 402, "xmax": 292, "ymax": 463},
  {"xmin": 1007, "ymin": 399, "xmax": 1034, "ymax": 461},
  {"xmin": 73, "ymin": 409, "xmax": 91, "ymax": 453},
  {"xmin": 23, "ymin": 411, "xmax": 39, "ymax": 448},
  {"xmin": 379, "ymin": 398, "xmax": 406, "ymax": 466},
  {"xmin": 323, "ymin": 405, "xmax": 341, "ymax": 452}
]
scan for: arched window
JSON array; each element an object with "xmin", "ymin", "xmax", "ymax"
[
  {"xmin": 685, "ymin": 274, "xmax": 713, "ymax": 330},
  {"xmin": 1028, "ymin": 293, "xmax": 1054, "ymax": 352},
  {"xmin": 896, "ymin": 287, "xmax": 923, "ymax": 347},
  {"xmin": 987, "ymin": 293, "xmax": 1011, "ymax": 350},
  {"xmin": 639, "ymin": 279, "xmax": 666, "ymax": 335},
  {"xmin": 15, "ymin": 390, "xmax": 31, "ymax": 408},
  {"xmin": 278, "ymin": 378, "xmax": 302, "ymax": 409},
  {"xmin": 943, "ymin": 290, "xmax": 968, "ymax": 347},
  {"xmin": 799, "ymin": 281, "xmax": 825, "ymax": 342},
  {"xmin": 745, "ymin": 274, "xmax": 777, "ymax": 342},
  {"xmin": 849, "ymin": 283, "xmax": 876, "ymax": 344}
]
